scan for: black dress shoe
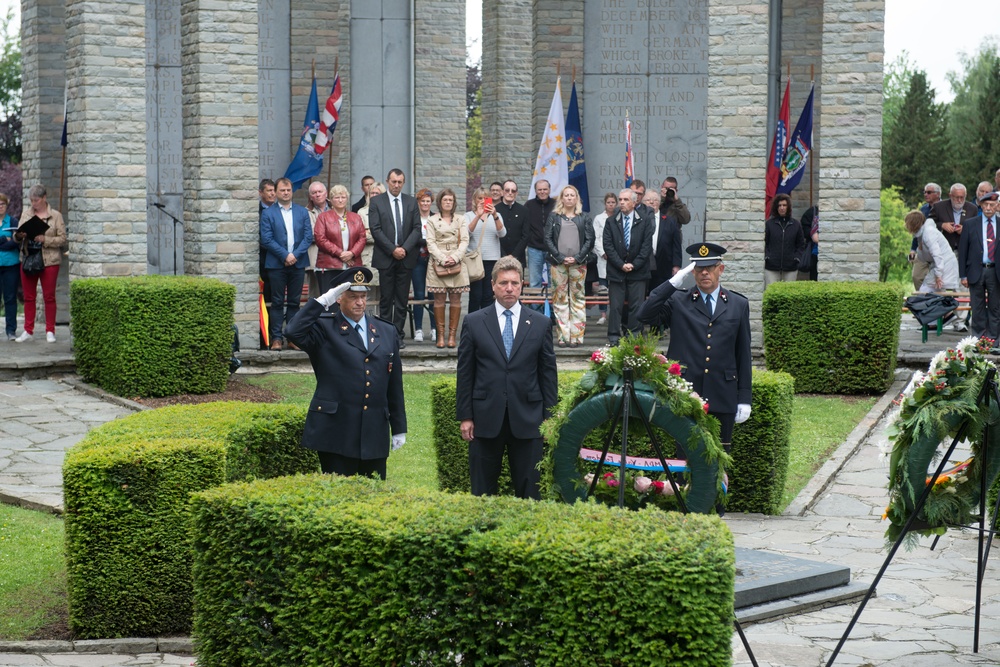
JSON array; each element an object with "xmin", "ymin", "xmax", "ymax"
[{"xmin": 399, "ymin": 340, "xmax": 407, "ymax": 349}]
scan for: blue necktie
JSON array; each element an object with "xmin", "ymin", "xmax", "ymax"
[
  {"xmin": 704, "ymin": 293, "xmax": 713, "ymax": 315},
  {"xmin": 623, "ymin": 215, "xmax": 631, "ymax": 249},
  {"xmin": 502, "ymin": 310, "xmax": 514, "ymax": 359},
  {"xmin": 355, "ymin": 323, "xmax": 367, "ymax": 351}
]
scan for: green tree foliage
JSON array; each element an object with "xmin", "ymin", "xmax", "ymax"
[
  {"xmin": 880, "ymin": 187, "xmax": 912, "ymax": 282},
  {"xmin": 881, "ymin": 71, "xmax": 948, "ymax": 203},
  {"xmin": 882, "ymin": 52, "xmax": 915, "ymax": 143},
  {"xmin": 946, "ymin": 40, "xmax": 999, "ymax": 188},
  {"xmin": 0, "ymin": 9, "xmax": 19, "ymax": 164}
]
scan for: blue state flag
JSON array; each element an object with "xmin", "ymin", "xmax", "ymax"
[
  {"xmin": 565, "ymin": 82, "xmax": 590, "ymax": 211},
  {"xmin": 283, "ymin": 77, "xmax": 323, "ymax": 191},
  {"xmin": 776, "ymin": 83, "xmax": 814, "ymax": 196}
]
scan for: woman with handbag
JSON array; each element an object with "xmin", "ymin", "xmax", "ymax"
[
  {"xmin": 426, "ymin": 188, "xmax": 470, "ymax": 348},
  {"xmin": 15, "ymin": 185, "xmax": 66, "ymax": 343},
  {"xmin": 0, "ymin": 194, "xmax": 19, "ymax": 340},
  {"xmin": 544, "ymin": 185, "xmax": 595, "ymax": 347},
  {"xmin": 313, "ymin": 184, "xmax": 367, "ymax": 292},
  {"xmin": 465, "ymin": 187, "xmax": 505, "ymax": 313}
]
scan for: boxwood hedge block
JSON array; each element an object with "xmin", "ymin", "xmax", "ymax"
[
  {"xmin": 762, "ymin": 281, "xmax": 903, "ymax": 394},
  {"xmin": 434, "ymin": 372, "xmax": 791, "ymax": 514},
  {"xmin": 63, "ymin": 402, "xmax": 318, "ymax": 638},
  {"xmin": 191, "ymin": 475, "xmax": 735, "ymax": 667},
  {"xmin": 70, "ymin": 275, "xmax": 236, "ymax": 397},
  {"xmin": 729, "ymin": 370, "xmax": 794, "ymax": 514}
]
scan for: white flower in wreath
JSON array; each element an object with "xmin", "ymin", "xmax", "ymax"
[
  {"xmin": 901, "ymin": 371, "xmax": 926, "ymax": 401},
  {"xmin": 928, "ymin": 350, "xmax": 949, "ymax": 373},
  {"xmin": 957, "ymin": 336, "xmax": 980, "ymax": 356}
]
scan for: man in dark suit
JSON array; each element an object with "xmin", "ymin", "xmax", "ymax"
[
  {"xmin": 260, "ymin": 177, "xmax": 313, "ymax": 350},
  {"xmin": 368, "ymin": 168, "xmax": 421, "ymax": 346},
  {"xmin": 285, "ymin": 266, "xmax": 406, "ymax": 480},
  {"xmin": 643, "ymin": 190, "xmax": 683, "ymax": 293},
  {"xmin": 350, "ymin": 175, "xmax": 374, "ymax": 214},
  {"xmin": 496, "ymin": 179, "xmax": 528, "ymax": 265},
  {"xmin": 637, "ymin": 243, "xmax": 752, "ymax": 450},
  {"xmin": 456, "ymin": 256, "xmax": 559, "ymax": 499},
  {"xmin": 603, "ymin": 188, "xmax": 654, "ymax": 344},
  {"xmin": 959, "ymin": 191, "xmax": 1000, "ymax": 341},
  {"xmin": 932, "ymin": 183, "xmax": 978, "ymax": 253}
]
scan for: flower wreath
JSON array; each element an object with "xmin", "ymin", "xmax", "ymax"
[
  {"xmin": 883, "ymin": 336, "xmax": 1000, "ymax": 544},
  {"xmin": 539, "ymin": 334, "xmax": 728, "ymax": 514}
]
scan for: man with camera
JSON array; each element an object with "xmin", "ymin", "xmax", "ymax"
[{"xmin": 659, "ymin": 177, "xmax": 691, "ymax": 226}]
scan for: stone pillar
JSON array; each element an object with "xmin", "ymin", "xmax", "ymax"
[
  {"xmin": 259, "ymin": 0, "xmax": 291, "ymax": 183},
  {"xmin": 65, "ymin": 0, "xmax": 148, "ymax": 279},
  {"xmin": 21, "ymin": 0, "xmax": 65, "ymax": 203},
  {"xmin": 817, "ymin": 0, "xmax": 883, "ymax": 281},
  {"xmin": 481, "ymin": 0, "xmax": 534, "ymax": 196},
  {"xmin": 706, "ymin": 0, "xmax": 770, "ymax": 346},
  {"xmin": 414, "ymin": 0, "xmax": 465, "ymax": 202},
  {"xmin": 181, "ymin": 0, "xmax": 260, "ymax": 341}
]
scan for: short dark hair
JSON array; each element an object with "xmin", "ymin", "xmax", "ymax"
[
  {"xmin": 258, "ymin": 178, "xmax": 275, "ymax": 191},
  {"xmin": 631, "ymin": 179, "xmax": 646, "ymax": 190},
  {"xmin": 503, "ymin": 179, "xmax": 518, "ymax": 190},
  {"xmin": 275, "ymin": 177, "xmax": 292, "ymax": 189},
  {"xmin": 387, "ymin": 168, "xmax": 405, "ymax": 180},
  {"xmin": 490, "ymin": 181, "xmax": 503, "ymax": 190},
  {"xmin": 361, "ymin": 175, "xmax": 374, "ymax": 184},
  {"xmin": 435, "ymin": 188, "xmax": 457, "ymax": 214},
  {"xmin": 664, "ymin": 177, "xmax": 678, "ymax": 187}
]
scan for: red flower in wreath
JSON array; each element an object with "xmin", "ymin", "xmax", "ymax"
[
  {"xmin": 590, "ymin": 350, "xmax": 605, "ymax": 363},
  {"xmin": 634, "ymin": 345, "xmax": 642, "ymax": 354},
  {"xmin": 668, "ymin": 363, "xmax": 682, "ymax": 376},
  {"xmin": 703, "ymin": 402, "xmax": 710, "ymax": 413}
]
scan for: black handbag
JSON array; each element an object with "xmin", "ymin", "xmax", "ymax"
[
  {"xmin": 905, "ymin": 294, "xmax": 959, "ymax": 327},
  {"xmin": 22, "ymin": 248, "xmax": 44, "ymax": 275}
]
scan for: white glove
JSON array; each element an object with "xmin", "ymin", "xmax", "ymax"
[
  {"xmin": 317, "ymin": 282, "xmax": 351, "ymax": 308},
  {"xmin": 735, "ymin": 404, "xmax": 751, "ymax": 424},
  {"xmin": 669, "ymin": 261, "xmax": 696, "ymax": 288},
  {"xmin": 391, "ymin": 433, "xmax": 406, "ymax": 451}
]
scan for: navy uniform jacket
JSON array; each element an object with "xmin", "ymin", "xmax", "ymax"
[
  {"xmin": 285, "ymin": 299, "xmax": 406, "ymax": 460},
  {"xmin": 456, "ymin": 304, "xmax": 559, "ymax": 439},
  {"xmin": 636, "ymin": 281, "xmax": 752, "ymax": 414}
]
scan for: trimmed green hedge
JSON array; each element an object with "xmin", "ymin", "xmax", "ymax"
[
  {"xmin": 63, "ymin": 402, "xmax": 319, "ymax": 638},
  {"xmin": 70, "ymin": 275, "xmax": 236, "ymax": 397},
  {"xmin": 729, "ymin": 370, "xmax": 794, "ymax": 514},
  {"xmin": 433, "ymin": 372, "xmax": 791, "ymax": 514},
  {"xmin": 191, "ymin": 474, "xmax": 735, "ymax": 667},
  {"xmin": 762, "ymin": 281, "xmax": 903, "ymax": 394}
]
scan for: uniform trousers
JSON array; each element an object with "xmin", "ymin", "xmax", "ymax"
[
  {"xmin": 318, "ymin": 451, "xmax": 387, "ymax": 481},
  {"xmin": 469, "ymin": 410, "xmax": 542, "ymax": 500}
]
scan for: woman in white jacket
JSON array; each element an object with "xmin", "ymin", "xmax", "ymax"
[{"xmin": 906, "ymin": 210, "xmax": 959, "ymax": 293}]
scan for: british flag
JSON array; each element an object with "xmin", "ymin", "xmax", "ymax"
[
  {"xmin": 314, "ymin": 75, "xmax": 342, "ymax": 156},
  {"xmin": 624, "ymin": 113, "xmax": 634, "ymax": 188}
]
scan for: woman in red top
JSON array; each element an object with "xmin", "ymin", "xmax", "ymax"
[{"xmin": 313, "ymin": 184, "xmax": 367, "ymax": 292}]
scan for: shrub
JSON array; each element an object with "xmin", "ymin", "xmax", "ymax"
[
  {"xmin": 191, "ymin": 475, "xmax": 735, "ymax": 667},
  {"xmin": 729, "ymin": 370, "xmax": 794, "ymax": 514},
  {"xmin": 434, "ymin": 372, "xmax": 790, "ymax": 514},
  {"xmin": 63, "ymin": 402, "xmax": 318, "ymax": 638},
  {"xmin": 762, "ymin": 281, "xmax": 903, "ymax": 394},
  {"xmin": 70, "ymin": 275, "xmax": 236, "ymax": 397}
]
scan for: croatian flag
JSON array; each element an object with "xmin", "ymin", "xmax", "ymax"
[
  {"xmin": 314, "ymin": 75, "xmax": 342, "ymax": 156},
  {"xmin": 765, "ymin": 79, "xmax": 790, "ymax": 212},
  {"xmin": 777, "ymin": 83, "xmax": 814, "ymax": 196},
  {"xmin": 283, "ymin": 77, "xmax": 323, "ymax": 191},
  {"xmin": 624, "ymin": 112, "xmax": 635, "ymax": 188}
]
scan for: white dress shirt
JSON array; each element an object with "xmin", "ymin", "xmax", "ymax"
[
  {"xmin": 279, "ymin": 203, "xmax": 294, "ymax": 254},
  {"xmin": 494, "ymin": 300, "xmax": 521, "ymax": 338}
]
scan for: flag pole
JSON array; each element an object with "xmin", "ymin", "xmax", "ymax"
[
  {"xmin": 809, "ymin": 64, "xmax": 815, "ymax": 209},
  {"xmin": 58, "ymin": 138, "xmax": 66, "ymax": 215},
  {"xmin": 326, "ymin": 56, "xmax": 338, "ymax": 192}
]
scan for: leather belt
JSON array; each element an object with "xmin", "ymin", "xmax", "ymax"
[{"xmin": 984, "ymin": 263, "xmax": 996, "ymax": 267}]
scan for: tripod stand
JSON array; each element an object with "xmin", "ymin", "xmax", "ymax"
[
  {"xmin": 586, "ymin": 366, "xmax": 759, "ymax": 667},
  {"xmin": 825, "ymin": 367, "xmax": 1000, "ymax": 666}
]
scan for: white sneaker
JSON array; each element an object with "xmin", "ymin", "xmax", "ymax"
[
  {"xmin": 46, "ymin": 332, "xmax": 57, "ymax": 343},
  {"xmin": 14, "ymin": 331, "xmax": 32, "ymax": 342},
  {"xmin": 597, "ymin": 315, "xmax": 607, "ymax": 326},
  {"xmin": 430, "ymin": 329, "xmax": 437, "ymax": 342},
  {"xmin": 413, "ymin": 330, "xmax": 423, "ymax": 342}
]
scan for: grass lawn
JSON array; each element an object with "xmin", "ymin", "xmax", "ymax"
[{"xmin": 0, "ymin": 504, "xmax": 66, "ymax": 640}]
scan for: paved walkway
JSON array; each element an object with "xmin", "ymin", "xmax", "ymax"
[{"xmin": 1, "ymin": 372, "xmax": 999, "ymax": 665}]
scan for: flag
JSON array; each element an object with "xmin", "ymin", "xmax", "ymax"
[
  {"xmin": 624, "ymin": 112, "xmax": 635, "ymax": 188},
  {"xmin": 765, "ymin": 79, "xmax": 790, "ymax": 211},
  {"xmin": 776, "ymin": 83, "xmax": 814, "ymax": 196},
  {"xmin": 530, "ymin": 77, "xmax": 569, "ymax": 198},
  {"xmin": 314, "ymin": 74, "xmax": 342, "ymax": 156},
  {"xmin": 61, "ymin": 82, "xmax": 68, "ymax": 147},
  {"xmin": 283, "ymin": 77, "xmax": 323, "ymax": 191},
  {"xmin": 565, "ymin": 82, "xmax": 589, "ymax": 211}
]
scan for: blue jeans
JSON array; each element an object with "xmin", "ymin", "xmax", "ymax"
[
  {"xmin": 412, "ymin": 255, "xmax": 435, "ymax": 331},
  {"xmin": 0, "ymin": 264, "xmax": 18, "ymax": 336},
  {"xmin": 526, "ymin": 247, "xmax": 547, "ymax": 311}
]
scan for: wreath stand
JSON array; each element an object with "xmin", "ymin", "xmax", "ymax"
[
  {"xmin": 585, "ymin": 367, "xmax": 760, "ymax": 667},
  {"xmin": 826, "ymin": 367, "xmax": 1000, "ymax": 666}
]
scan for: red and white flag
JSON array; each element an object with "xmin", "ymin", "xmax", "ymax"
[{"xmin": 314, "ymin": 75, "xmax": 342, "ymax": 155}]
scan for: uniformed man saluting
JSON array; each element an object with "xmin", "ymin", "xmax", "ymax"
[
  {"xmin": 636, "ymin": 242, "xmax": 751, "ymax": 451},
  {"xmin": 285, "ymin": 266, "xmax": 406, "ymax": 479}
]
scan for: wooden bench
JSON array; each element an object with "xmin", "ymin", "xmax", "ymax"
[{"xmin": 902, "ymin": 291, "xmax": 971, "ymax": 343}]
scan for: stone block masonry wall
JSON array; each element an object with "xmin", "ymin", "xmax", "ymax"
[
  {"xmin": 481, "ymin": 0, "xmax": 534, "ymax": 196},
  {"xmin": 21, "ymin": 0, "xmax": 66, "ymax": 204},
  {"xmin": 65, "ymin": 0, "xmax": 148, "ymax": 279},
  {"xmin": 181, "ymin": 0, "xmax": 260, "ymax": 341},
  {"xmin": 706, "ymin": 0, "xmax": 770, "ymax": 348},
  {"xmin": 414, "ymin": 0, "xmax": 466, "ymax": 203},
  {"xmin": 818, "ymin": 0, "xmax": 883, "ymax": 281}
]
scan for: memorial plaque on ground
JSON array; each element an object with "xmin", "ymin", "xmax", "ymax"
[
  {"xmin": 734, "ymin": 547, "xmax": 851, "ymax": 609},
  {"xmin": 583, "ymin": 0, "xmax": 707, "ymax": 243}
]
